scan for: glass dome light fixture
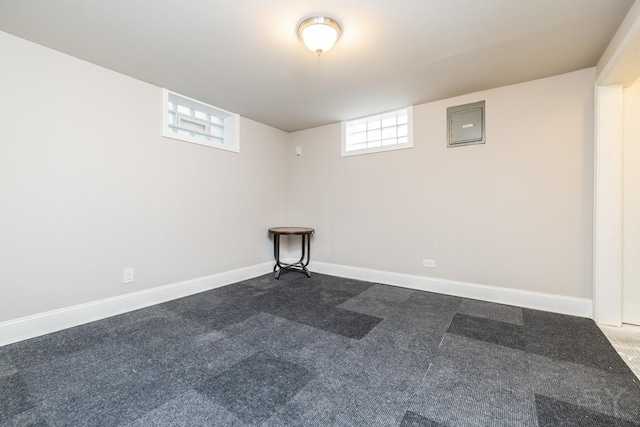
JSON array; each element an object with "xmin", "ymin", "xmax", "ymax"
[{"xmin": 298, "ymin": 16, "xmax": 342, "ymax": 56}]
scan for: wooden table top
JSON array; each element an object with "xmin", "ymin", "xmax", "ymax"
[{"xmin": 269, "ymin": 227, "xmax": 315, "ymax": 235}]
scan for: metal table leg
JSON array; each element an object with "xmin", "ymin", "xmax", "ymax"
[{"xmin": 272, "ymin": 233, "xmax": 312, "ymax": 279}]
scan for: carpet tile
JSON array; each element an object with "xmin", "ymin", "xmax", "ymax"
[
  {"xmin": 527, "ymin": 351, "xmax": 640, "ymax": 423},
  {"xmin": 1, "ymin": 272, "xmax": 639, "ymax": 426},
  {"xmin": 447, "ymin": 313, "xmax": 527, "ymax": 351},
  {"xmin": 0, "ymin": 352, "xmax": 16, "ymax": 379},
  {"xmin": 457, "ymin": 298, "xmax": 524, "ymax": 325},
  {"xmin": 127, "ymin": 390, "xmax": 245, "ymax": 427},
  {"xmin": 18, "ymin": 342, "xmax": 187, "ymax": 427},
  {"xmin": 4, "ymin": 407, "xmax": 48, "ymax": 426},
  {"xmin": 400, "ymin": 411, "xmax": 447, "ymax": 427},
  {"xmin": 522, "ymin": 308, "xmax": 633, "ymax": 374},
  {"xmin": 408, "ymin": 335, "xmax": 538, "ymax": 427},
  {"xmin": 197, "ymin": 352, "xmax": 313, "ymax": 424},
  {"xmin": 272, "ymin": 303, "xmax": 383, "ymax": 339},
  {"xmin": 2, "ymin": 319, "xmax": 110, "ymax": 370},
  {"xmin": 447, "ymin": 308, "xmax": 635, "ymax": 376},
  {"xmin": 0, "ymin": 373, "xmax": 34, "ymax": 424},
  {"xmin": 535, "ymin": 393, "xmax": 640, "ymax": 426},
  {"xmin": 162, "ymin": 283, "xmax": 263, "ymax": 329}
]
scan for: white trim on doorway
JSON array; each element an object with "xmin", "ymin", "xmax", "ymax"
[{"xmin": 593, "ymin": 1, "xmax": 640, "ymax": 326}]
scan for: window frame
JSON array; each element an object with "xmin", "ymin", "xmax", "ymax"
[
  {"xmin": 341, "ymin": 106, "xmax": 414, "ymax": 157},
  {"xmin": 162, "ymin": 88, "xmax": 240, "ymax": 153}
]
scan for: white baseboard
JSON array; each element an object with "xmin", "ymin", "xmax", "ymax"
[
  {"xmin": 1, "ymin": 260, "xmax": 594, "ymax": 347},
  {"xmin": 0, "ymin": 262, "xmax": 273, "ymax": 346},
  {"xmin": 623, "ymin": 304, "xmax": 640, "ymax": 325},
  {"xmin": 309, "ymin": 261, "xmax": 593, "ymax": 318}
]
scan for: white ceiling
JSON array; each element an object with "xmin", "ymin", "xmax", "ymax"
[{"xmin": 0, "ymin": 0, "xmax": 634, "ymax": 132}]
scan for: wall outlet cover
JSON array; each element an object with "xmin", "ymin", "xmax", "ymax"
[{"xmin": 123, "ymin": 268, "xmax": 135, "ymax": 284}]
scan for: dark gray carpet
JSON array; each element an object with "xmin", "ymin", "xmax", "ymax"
[{"xmin": 1, "ymin": 272, "xmax": 639, "ymax": 426}]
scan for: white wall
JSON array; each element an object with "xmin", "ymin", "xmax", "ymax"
[
  {"xmin": 623, "ymin": 77, "xmax": 640, "ymax": 324},
  {"xmin": 0, "ymin": 31, "xmax": 289, "ymax": 323},
  {"xmin": 0, "ymin": 28, "xmax": 598, "ymax": 330},
  {"xmin": 288, "ymin": 69, "xmax": 595, "ymax": 299}
]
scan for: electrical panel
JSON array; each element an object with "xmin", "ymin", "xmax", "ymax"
[{"xmin": 447, "ymin": 100, "xmax": 485, "ymax": 147}]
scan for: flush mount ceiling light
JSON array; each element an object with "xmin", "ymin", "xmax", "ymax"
[{"xmin": 298, "ymin": 16, "xmax": 342, "ymax": 56}]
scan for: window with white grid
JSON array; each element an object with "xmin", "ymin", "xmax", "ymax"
[
  {"xmin": 162, "ymin": 89, "xmax": 239, "ymax": 153},
  {"xmin": 342, "ymin": 106, "xmax": 413, "ymax": 156}
]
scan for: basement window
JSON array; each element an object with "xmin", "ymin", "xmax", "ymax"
[
  {"xmin": 162, "ymin": 89, "xmax": 239, "ymax": 153},
  {"xmin": 342, "ymin": 106, "xmax": 413, "ymax": 156}
]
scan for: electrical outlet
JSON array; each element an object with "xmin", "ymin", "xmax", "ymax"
[
  {"xmin": 422, "ymin": 259, "xmax": 436, "ymax": 268},
  {"xmin": 123, "ymin": 267, "xmax": 135, "ymax": 284}
]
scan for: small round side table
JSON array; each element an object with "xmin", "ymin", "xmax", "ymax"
[{"xmin": 268, "ymin": 227, "xmax": 314, "ymax": 279}]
